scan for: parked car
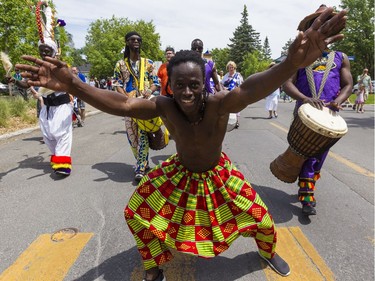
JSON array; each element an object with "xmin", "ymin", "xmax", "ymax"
[
  {"xmin": 352, "ymin": 80, "xmax": 375, "ymax": 93},
  {"xmin": 0, "ymin": 82, "xmax": 9, "ymax": 93}
]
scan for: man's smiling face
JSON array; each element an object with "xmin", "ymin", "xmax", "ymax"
[{"xmin": 170, "ymin": 61, "xmax": 205, "ymax": 114}]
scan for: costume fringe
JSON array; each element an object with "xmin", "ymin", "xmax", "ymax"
[{"xmin": 50, "ymin": 155, "xmax": 72, "ymax": 173}]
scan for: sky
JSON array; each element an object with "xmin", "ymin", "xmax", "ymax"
[{"xmin": 56, "ymin": 0, "xmax": 342, "ymax": 59}]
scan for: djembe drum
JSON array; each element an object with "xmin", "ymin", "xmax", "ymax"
[
  {"xmin": 133, "ymin": 117, "xmax": 169, "ymax": 150},
  {"xmin": 270, "ymin": 103, "xmax": 348, "ymax": 183}
]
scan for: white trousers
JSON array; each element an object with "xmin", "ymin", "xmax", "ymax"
[{"xmin": 39, "ymin": 103, "xmax": 73, "ymax": 156}]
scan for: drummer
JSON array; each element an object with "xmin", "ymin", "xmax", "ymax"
[
  {"xmin": 113, "ymin": 31, "xmax": 159, "ymax": 182},
  {"xmin": 283, "ymin": 4, "xmax": 353, "ymax": 216}
]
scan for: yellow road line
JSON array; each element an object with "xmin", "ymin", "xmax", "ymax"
[
  {"xmin": 1, "ymin": 228, "xmax": 333, "ymax": 280},
  {"xmin": 129, "ymin": 227, "xmax": 333, "ymax": 280},
  {"xmin": 270, "ymin": 122, "xmax": 289, "ymax": 134},
  {"xmin": 270, "ymin": 122, "xmax": 374, "ymax": 178},
  {"xmin": 328, "ymin": 151, "xmax": 374, "ymax": 177},
  {"xmin": 262, "ymin": 227, "xmax": 335, "ymax": 281},
  {"xmin": 0, "ymin": 233, "xmax": 93, "ymax": 281}
]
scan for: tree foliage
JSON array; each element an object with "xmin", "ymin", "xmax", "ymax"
[
  {"xmin": 281, "ymin": 38, "xmax": 294, "ymax": 56},
  {"xmin": 241, "ymin": 50, "xmax": 271, "ymax": 78},
  {"xmin": 0, "ymin": 0, "xmax": 39, "ymax": 80},
  {"xmin": 227, "ymin": 5, "xmax": 261, "ymax": 72},
  {"xmin": 0, "ymin": 0, "xmax": 75, "ymax": 81},
  {"xmin": 333, "ymin": 0, "xmax": 374, "ymax": 80},
  {"xmin": 262, "ymin": 37, "xmax": 272, "ymax": 60},
  {"xmin": 84, "ymin": 16, "xmax": 163, "ymax": 79},
  {"xmin": 211, "ymin": 47, "xmax": 230, "ymax": 74}
]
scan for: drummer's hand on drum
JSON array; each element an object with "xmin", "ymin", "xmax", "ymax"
[
  {"xmin": 302, "ymin": 97, "xmax": 325, "ymax": 110},
  {"xmin": 325, "ymin": 101, "xmax": 341, "ymax": 111}
]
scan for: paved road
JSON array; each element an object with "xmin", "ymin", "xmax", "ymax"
[{"xmin": 0, "ymin": 100, "xmax": 373, "ymax": 281}]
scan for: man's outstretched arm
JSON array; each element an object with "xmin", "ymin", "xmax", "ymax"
[
  {"xmin": 218, "ymin": 7, "xmax": 348, "ymax": 114},
  {"xmin": 16, "ymin": 56, "xmax": 159, "ymax": 120}
]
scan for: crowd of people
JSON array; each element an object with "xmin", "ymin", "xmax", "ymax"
[{"xmin": 5, "ymin": 1, "xmax": 373, "ymax": 280}]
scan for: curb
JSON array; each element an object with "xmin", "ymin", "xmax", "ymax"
[{"xmin": 0, "ymin": 110, "xmax": 102, "ymax": 141}]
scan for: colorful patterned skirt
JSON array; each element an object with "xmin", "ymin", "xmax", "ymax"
[{"xmin": 125, "ymin": 152, "xmax": 276, "ymax": 270}]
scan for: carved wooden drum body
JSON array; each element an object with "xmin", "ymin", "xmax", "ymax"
[{"xmin": 270, "ymin": 104, "xmax": 348, "ymax": 183}]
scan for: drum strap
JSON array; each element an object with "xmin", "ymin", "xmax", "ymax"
[
  {"xmin": 305, "ymin": 51, "xmax": 335, "ymax": 99},
  {"xmin": 125, "ymin": 57, "xmax": 146, "ymax": 92}
]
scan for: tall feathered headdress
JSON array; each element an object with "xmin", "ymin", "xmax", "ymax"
[
  {"xmin": 0, "ymin": 51, "xmax": 13, "ymax": 78},
  {"xmin": 35, "ymin": 1, "xmax": 66, "ymax": 57}
]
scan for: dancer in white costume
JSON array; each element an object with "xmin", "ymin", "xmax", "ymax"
[{"xmin": 36, "ymin": 1, "xmax": 73, "ymax": 176}]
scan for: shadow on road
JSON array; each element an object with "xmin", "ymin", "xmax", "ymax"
[
  {"xmin": 92, "ymin": 162, "xmax": 135, "ymax": 184},
  {"xmin": 73, "ymin": 247, "xmax": 264, "ymax": 281},
  {"xmin": 0, "ymin": 152, "xmax": 50, "ymax": 181},
  {"xmin": 252, "ymin": 184, "xmax": 312, "ymax": 225},
  {"xmin": 22, "ymin": 136, "xmax": 44, "ymax": 142}
]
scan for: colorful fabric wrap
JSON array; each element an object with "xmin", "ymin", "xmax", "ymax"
[
  {"xmin": 51, "ymin": 155, "xmax": 72, "ymax": 174},
  {"xmin": 124, "ymin": 152, "xmax": 276, "ymax": 270},
  {"xmin": 297, "ymin": 150, "xmax": 328, "ymax": 205},
  {"xmin": 133, "ymin": 117, "xmax": 163, "ymax": 133}
]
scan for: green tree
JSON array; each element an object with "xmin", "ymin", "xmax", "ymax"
[
  {"xmin": 84, "ymin": 16, "xmax": 163, "ymax": 79},
  {"xmin": 241, "ymin": 50, "xmax": 271, "ymax": 78},
  {"xmin": 211, "ymin": 47, "xmax": 230, "ymax": 74},
  {"xmin": 228, "ymin": 5, "xmax": 261, "ymax": 72},
  {"xmin": 262, "ymin": 37, "xmax": 272, "ymax": 60},
  {"xmin": 0, "ymin": 0, "xmax": 73, "ymax": 81},
  {"xmin": 0, "ymin": 0, "xmax": 39, "ymax": 80},
  {"xmin": 281, "ymin": 38, "xmax": 293, "ymax": 56},
  {"xmin": 69, "ymin": 47, "xmax": 87, "ymax": 67},
  {"xmin": 333, "ymin": 0, "xmax": 374, "ymax": 81}
]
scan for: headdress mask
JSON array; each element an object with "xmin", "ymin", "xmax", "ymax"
[{"xmin": 36, "ymin": 1, "xmax": 65, "ymax": 57}]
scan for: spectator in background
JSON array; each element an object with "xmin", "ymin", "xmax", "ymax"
[
  {"xmin": 191, "ymin": 39, "xmax": 222, "ymax": 95},
  {"xmin": 218, "ymin": 70, "xmax": 224, "ymax": 82},
  {"xmin": 13, "ymin": 68, "xmax": 22, "ymax": 81},
  {"xmin": 357, "ymin": 68, "xmax": 372, "ymax": 103},
  {"xmin": 221, "ymin": 61, "xmax": 244, "ymax": 128},
  {"xmin": 157, "ymin": 46, "xmax": 175, "ymax": 97},
  {"xmin": 107, "ymin": 77, "xmax": 112, "ymax": 90},
  {"xmin": 89, "ymin": 77, "xmax": 96, "ymax": 87},
  {"xmin": 99, "ymin": 79, "xmax": 106, "ymax": 89},
  {"xmin": 71, "ymin": 66, "xmax": 86, "ymax": 123},
  {"xmin": 355, "ymin": 84, "xmax": 365, "ymax": 113},
  {"xmin": 265, "ymin": 63, "xmax": 280, "ymax": 118}
]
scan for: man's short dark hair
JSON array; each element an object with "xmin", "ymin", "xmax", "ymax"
[
  {"xmin": 165, "ymin": 46, "xmax": 175, "ymax": 53},
  {"xmin": 167, "ymin": 50, "xmax": 205, "ymax": 82}
]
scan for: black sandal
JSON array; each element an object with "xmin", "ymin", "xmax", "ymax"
[
  {"xmin": 258, "ymin": 252, "xmax": 290, "ymax": 276},
  {"xmin": 142, "ymin": 269, "xmax": 166, "ymax": 281}
]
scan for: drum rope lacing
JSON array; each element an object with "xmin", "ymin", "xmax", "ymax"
[{"xmin": 305, "ymin": 51, "xmax": 335, "ymax": 99}]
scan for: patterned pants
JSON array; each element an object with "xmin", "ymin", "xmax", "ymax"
[
  {"xmin": 125, "ymin": 153, "xmax": 277, "ymax": 270},
  {"xmin": 125, "ymin": 117, "xmax": 149, "ymax": 173},
  {"xmin": 298, "ymin": 150, "xmax": 329, "ymax": 205}
]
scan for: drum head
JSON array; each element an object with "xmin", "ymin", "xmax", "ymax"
[{"xmin": 298, "ymin": 104, "xmax": 348, "ymax": 137}]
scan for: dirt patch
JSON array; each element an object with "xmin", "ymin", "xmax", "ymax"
[{"xmin": 0, "ymin": 108, "xmax": 38, "ymax": 135}]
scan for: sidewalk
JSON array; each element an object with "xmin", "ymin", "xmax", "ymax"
[{"xmin": 0, "ymin": 104, "xmax": 101, "ymax": 141}]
